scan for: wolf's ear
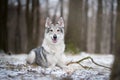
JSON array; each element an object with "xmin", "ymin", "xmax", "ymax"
[
  {"xmin": 45, "ymin": 17, "xmax": 52, "ymax": 28},
  {"xmin": 58, "ymin": 17, "xmax": 64, "ymax": 27}
]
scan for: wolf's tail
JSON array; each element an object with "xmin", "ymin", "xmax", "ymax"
[{"xmin": 26, "ymin": 51, "xmax": 36, "ymax": 64}]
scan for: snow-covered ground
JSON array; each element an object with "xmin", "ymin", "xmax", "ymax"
[{"xmin": 0, "ymin": 52, "xmax": 114, "ymax": 80}]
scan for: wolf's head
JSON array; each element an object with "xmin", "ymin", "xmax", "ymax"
[{"xmin": 44, "ymin": 17, "xmax": 64, "ymax": 44}]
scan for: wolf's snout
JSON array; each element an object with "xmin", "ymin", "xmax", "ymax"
[
  {"xmin": 52, "ymin": 34, "xmax": 57, "ymax": 43},
  {"xmin": 53, "ymin": 34, "xmax": 57, "ymax": 40}
]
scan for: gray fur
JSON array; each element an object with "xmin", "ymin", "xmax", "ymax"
[{"xmin": 33, "ymin": 47, "xmax": 50, "ymax": 68}]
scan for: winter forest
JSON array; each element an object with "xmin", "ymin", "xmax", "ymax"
[{"xmin": 0, "ymin": 0, "xmax": 120, "ymax": 80}]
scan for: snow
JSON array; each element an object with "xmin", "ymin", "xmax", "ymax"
[{"xmin": 0, "ymin": 52, "xmax": 114, "ymax": 80}]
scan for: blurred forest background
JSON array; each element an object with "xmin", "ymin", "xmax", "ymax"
[
  {"xmin": 1, "ymin": 0, "xmax": 120, "ymax": 79},
  {"xmin": 0, "ymin": 0, "xmax": 120, "ymax": 54}
]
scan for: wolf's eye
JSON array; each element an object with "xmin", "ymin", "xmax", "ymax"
[
  {"xmin": 57, "ymin": 29, "xmax": 60, "ymax": 32},
  {"xmin": 50, "ymin": 29, "xmax": 53, "ymax": 32}
]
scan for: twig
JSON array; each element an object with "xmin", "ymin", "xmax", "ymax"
[
  {"xmin": 79, "ymin": 63, "xmax": 93, "ymax": 69},
  {"xmin": 67, "ymin": 56, "xmax": 111, "ymax": 69}
]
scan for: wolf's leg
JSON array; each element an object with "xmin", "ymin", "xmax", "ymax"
[
  {"xmin": 56, "ymin": 58, "xmax": 67, "ymax": 69},
  {"xmin": 27, "ymin": 51, "xmax": 36, "ymax": 64},
  {"xmin": 56, "ymin": 53, "xmax": 67, "ymax": 68}
]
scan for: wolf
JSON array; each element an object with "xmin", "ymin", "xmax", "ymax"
[{"xmin": 27, "ymin": 17, "xmax": 66, "ymax": 69}]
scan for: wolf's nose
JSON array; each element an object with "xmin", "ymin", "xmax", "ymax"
[{"xmin": 53, "ymin": 34, "xmax": 57, "ymax": 39}]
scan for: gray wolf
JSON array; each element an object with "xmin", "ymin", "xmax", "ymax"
[{"xmin": 27, "ymin": 17, "xmax": 66, "ymax": 68}]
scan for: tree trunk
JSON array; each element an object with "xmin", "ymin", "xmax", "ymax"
[
  {"xmin": 87, "ymin": 0, "xmax": 98, "ymax": 53},
  {"xmin": 33, "ymin": 0, "xmax": 40, "ymax": 47},
  {"xmin": 60, "ymin": 0, "xmax": 63, "ymax": 17},
  {"xmin": 100, "ymin": 0, "xmax": 112, "ymax": 54},
  {"xmin": 110, "ymin": 0, "xmax": 117, "ymax": 54},
  {"xmin": 81, "ymin": 0, "xmax": 88, "ymax": 51},
  {"xmin": 65, "ymin": 0, "xmax": 82, "ymax": 53},
  {"xmin": 0, "ymin": 0, "xmax": 8, "ymax": 52},
  {"xmin": 110, "ymin": 0, "xmax": 120, "ymax": 79},
  {"xmin": 15, "ymin": 0, "xmax": 21, "ymax": 53},
  {"xmin": 95, "ymin": 0, "xmax": 102, "ymax": 53},
  {"xmin": 26, "ymin": 0, "xmax": 34, "ymax": 52}
]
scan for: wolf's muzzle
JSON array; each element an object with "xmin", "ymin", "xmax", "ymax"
[
  {"xmin": 52, "ymin": 34, "xmax": 57, "ymax": 43},
  {"xmin": 53, "ymin": 34, "xmax": 57, "ymax": 40}
]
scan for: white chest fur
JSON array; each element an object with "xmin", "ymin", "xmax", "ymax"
[
  {"xmin": 42, "ymin": 40, "xmax": 65, "ymax": 55},
  {"xmin": 42, "ymin": 39, "xmax": 65, "ymax": 67}
]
